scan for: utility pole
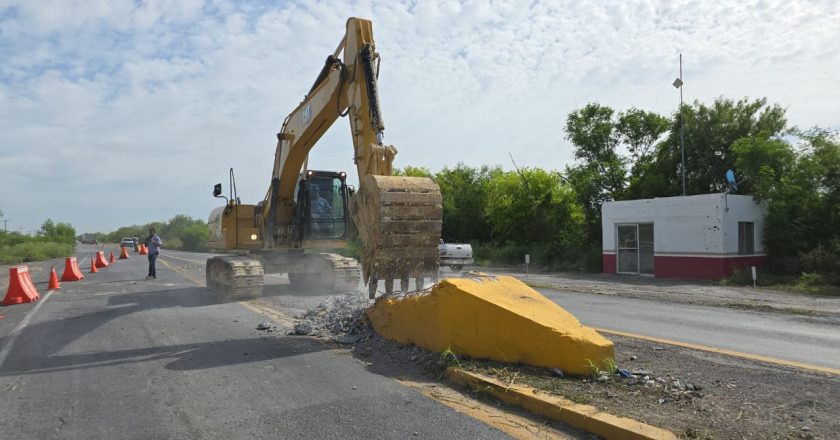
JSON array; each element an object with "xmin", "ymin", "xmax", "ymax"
[
  {"xmin": 680, "ymin": 54, "xmax": 686, "ymax": 196},
  {"xmin": 673, "ymin": 54, "xmax": 686, "ymax": 196},
  {"xmin": 2, "ymin": 219, "xmax": 7, "ymax": 232}
]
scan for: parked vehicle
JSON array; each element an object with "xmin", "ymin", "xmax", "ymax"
[{"xmin": 439, "ymin": 239, "xmax": 474, "ymax": 271}]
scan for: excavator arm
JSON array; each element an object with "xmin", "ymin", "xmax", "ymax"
[
  {"xmin": 263, "ymin": 18, "xmax": 393, "ymax": 226},
  {"xmin": 263, "ymin": 17, "xmax": 442, "ymax": 295}
]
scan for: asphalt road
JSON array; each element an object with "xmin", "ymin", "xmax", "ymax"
[
  {"xmin": 537, "ymin": 287, "xmax": 840, "ymax": 371},
  {"xmin": 126, "ymin": 252, "xmax": 840, "ymax": 372},
  {"xmin": 5, "ymin": 247, "xmax": 838, "ymax": 439},
  {"xmin": 0, "ymin": 246, "xmax": 509, "ymax": 440}
]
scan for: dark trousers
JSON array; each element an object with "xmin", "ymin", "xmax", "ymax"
[{"xmin": 148, "ymin": 252, "xmax": 159, "ymax": 277}]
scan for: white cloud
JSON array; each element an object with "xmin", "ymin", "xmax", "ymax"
[{"xmin": 0, "ymin": 0, "xmax": 838, "ymax": 233}]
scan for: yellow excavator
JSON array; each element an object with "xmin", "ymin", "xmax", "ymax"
[{"xmin": 206, "ymin": 17, "xmax": 442, "ymax": 299}]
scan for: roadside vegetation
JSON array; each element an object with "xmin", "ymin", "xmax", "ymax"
[
  {"xmin": 0, "ymin": 218, "xmax": 76, "ymax": 264},
  {"xmin": 92, "ymin": 214, "xmax": 209, "ymax": 252},
  {"xmin": 75, "ymin": 97, "xmax": 838, "ymax": 289},
  {"xmin": 398, "ymin": 96, "xmax": 839, "ymax": 290}
]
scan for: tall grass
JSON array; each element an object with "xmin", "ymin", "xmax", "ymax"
[{"xmin": 0, "ymin": 242, "xmax": 75, "ymax": 264}]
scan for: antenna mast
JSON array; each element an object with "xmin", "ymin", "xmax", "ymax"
[
  {"xmin": 673, "ymin": 54, "xmax": 686, "ymax": 196},
  {"xmin": 679, "ymin": 54, "xmax": 686, "ymax": 196}
]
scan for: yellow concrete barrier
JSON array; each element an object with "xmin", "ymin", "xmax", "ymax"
[{"xmin": 367, "ymin": 274, "xmax": 615, "ymax": 375}]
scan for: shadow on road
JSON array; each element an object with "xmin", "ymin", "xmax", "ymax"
[
  {"xmin": 0, "ymin": 286, "xmax": 328, "ymax": 377},
  {"xmin": 262, "ymin": 282, "xmax": 350, "ymax": 298}
]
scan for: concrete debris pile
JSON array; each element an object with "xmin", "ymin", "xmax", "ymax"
[{"xmin": 293, "ymin": 292, "xmax": 373, "ymax": 340}]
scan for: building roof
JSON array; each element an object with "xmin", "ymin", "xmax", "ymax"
[{"xmin": 603, "ymin": 193, "xmax": 755, "ymax": 207}]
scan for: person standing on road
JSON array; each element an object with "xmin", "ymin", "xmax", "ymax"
[{"xmin": 145, "ymin": 228, "xmax": 162, "ymax": 280}]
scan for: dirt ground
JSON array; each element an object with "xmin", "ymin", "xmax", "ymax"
[
  {"xmin": 312, "ymin": 323, "xmax": 840, "ymax": 440},
  {"xmin": 478, "ymin": 268, "xmax": 840, "ymax": 322}
]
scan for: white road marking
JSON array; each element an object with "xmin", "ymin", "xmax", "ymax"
[
  {"xmin": 92, "ymin": 291, "xmax": 126, "ymax": 296},
  {"xmin": 0, "ymin": 290, "xmax": 54, "ymax": 368}
]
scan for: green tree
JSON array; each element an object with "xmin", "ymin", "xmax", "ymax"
[
  {"xmin": 39, "ymin": 219, "xmax": 56, "ymax": 237},
  {"xmin": 53, "ymin": 222, "xmax": 77, "ymax": 244},
  {"xmin": 644, "ymin": 97, "xmax": 788, "ymax": 197},
  {"xmin": 564, "ymin": 103, "xmax": 669, "ymax": 240},
  {"xmin": 38, "ymin": 219, "xmax": 76, "ymax": 244},
  {"xmin": 181, "ymin": 224, "xmax": 209, "ymax": 251},
  {"xmin": 393, "ymin": 166, "xmax": 433, "ymax": 178},
  {"xmin": 731, "ymin": 128, "xmax": 840, "ymax": 278},
  {"xmin": 481, "ymin": 167, "xmax": 587, "ymax": 267},
  {"xmin": 731, "ymin": 132, "xmax": 796, "ymax": 197},
  {"xmin": 617, "ymin": 108, "xmax": 671, "ymax": 168},
  {"xmin": 434, "ymin": 164, "xmax": 495, "ymax": 242},
  {"xmin": 97, "ymin": 215, "xmax": 209, "ymax": 252}
]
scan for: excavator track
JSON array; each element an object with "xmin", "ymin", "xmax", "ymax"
[
  {"xmin": 350, "ymin": 175, "xmax": 442, "ymax": 298},
  {"xmin": 288, "ymin": 253, "xmax": 361, "ymax": 293},
  {"xmin": 206, "ymin": 256, "xmax": 264, "ymax": 299}
]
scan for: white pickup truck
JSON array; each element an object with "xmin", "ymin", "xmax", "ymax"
[{"xmin": 439, "ymin": 239, "xmax": 474, "ymax": 271}]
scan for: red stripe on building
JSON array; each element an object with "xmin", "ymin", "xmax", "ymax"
[
  {"xmin": 603, "ymin": 254, "xmax": 616, "ymax": 274},
  {"xmin": 602, "ymin": 253, "xmax": 766, "ymax": 279}
]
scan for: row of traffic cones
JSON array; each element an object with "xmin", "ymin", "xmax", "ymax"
[{"xmin": 2, "ymin": 246, "xmax": 136, "ymax": 306}]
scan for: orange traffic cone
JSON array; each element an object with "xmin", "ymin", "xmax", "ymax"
[
  {"xmin": 109, "ymin": 251, "xmax": 116, "ymax": 263},
  {"xmin": 139, "ymin": 244, "xmax": 148, "ymax": 255},
  {"xmin": 119, "ymin": 247, "xmax": 129, "ymax": 260},
  {"xmin": 90, "ymin": 257, "xmax": 98, "ymax": 273},
  {"xmin": 2, "ymin": 265, "xmax": 40, "ymax": 305},
  {"xmin": 48, "ymin": 266, "xmax": 61, "ymax": 290},
  {"xmin": 94, "ymin": 251, "xmax": 109, "ymax": 268},
  {"xmin": 61, "ymin": 257, "xmax": 84, "ymax": 281}
]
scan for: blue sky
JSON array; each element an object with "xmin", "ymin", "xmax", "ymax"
[{"xmin": 1, "ymin": 0, "xmax": 838, "ymax": 234}]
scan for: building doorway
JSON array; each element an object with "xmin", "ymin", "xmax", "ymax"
[{"xmin": 616, "ymin": 223, "xmax": 654, "ymax": 275}]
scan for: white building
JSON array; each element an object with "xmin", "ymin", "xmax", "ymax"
[{"xmin": 601, "ymin": 194, "xmax": 766, "ymax": 279}]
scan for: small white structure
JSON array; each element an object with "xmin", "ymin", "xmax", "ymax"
[{"xmin": 601, "ymin": 194, "xmax": 765, "ymax": 279}]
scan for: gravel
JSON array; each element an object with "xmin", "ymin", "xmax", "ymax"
[{"xmin": 293, "ymin": 292, "xmax": 373, "ymax": 339}]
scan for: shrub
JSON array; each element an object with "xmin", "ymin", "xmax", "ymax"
[{"xmin": 0, "ymin": 242, "xmax": 74, "ymax": 264}]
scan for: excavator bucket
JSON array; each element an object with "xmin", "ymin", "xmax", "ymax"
[
  {"xmin": 350, "ymin": 175, "xmax": 442, "ymax": 297},
  {"xmin": 367, "ymin": 274, "xmax": 615, "ymax": 376}
]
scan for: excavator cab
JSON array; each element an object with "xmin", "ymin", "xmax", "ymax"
[{"xmin": 295, "ymin": 170, "xmax": 349, "ymax": 241}]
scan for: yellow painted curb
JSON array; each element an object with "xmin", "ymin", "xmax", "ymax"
[{"xmin": 446, "ymin": 368, "xmax": 677, "ymax": 440}]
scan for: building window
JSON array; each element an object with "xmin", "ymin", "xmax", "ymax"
[{"xmin": 738, "ymin": 222, "xmax": 755, "ymax": 255}]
